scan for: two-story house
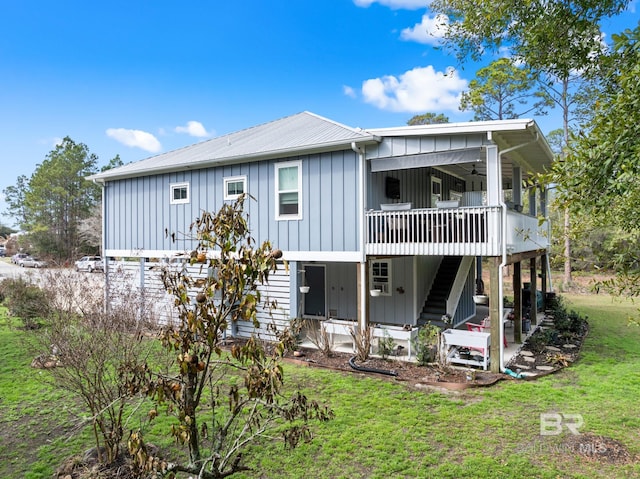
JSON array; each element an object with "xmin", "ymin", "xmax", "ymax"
[{"xmin": 89, "ymin": 111, "xmax": 554, "ymax": 372}]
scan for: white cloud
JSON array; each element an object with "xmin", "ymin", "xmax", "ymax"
[
  {"xmin": 361, "ymin": 65, "xmax": 467, "ymax": 113},
  {"xmin": 37, "ymin": 137, "xmax": 65, "ymax": 148},
  {"xmin": 353, "ymin": 0, "xmax": 430, "ymax": 9},
  {"xmin": 106, "ymin": 128, "xmax": 162, "ymax": 153},
  {"xmin": 175, "ymin": 120, "xmax": 212, "ymax": 138},
  {"xmin": 343, "ymin": 85, "xmax": 357, "ymax": 98},
  {"xmin": 401, "ymin": 13, "xmax": 448, "ymax": 45}
]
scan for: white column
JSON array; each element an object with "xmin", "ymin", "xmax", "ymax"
[
  {"xmin": 485, "ymin": 144, "xmax": 501, "ymax": 206},
  {"xmin": 512, "ymin": 166, "xmax": 522, "ymax": 208}
]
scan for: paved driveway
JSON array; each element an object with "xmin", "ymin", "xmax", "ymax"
[{"xmin": 0, "ymin": 258, "xmax": 28, "ymax": 278}]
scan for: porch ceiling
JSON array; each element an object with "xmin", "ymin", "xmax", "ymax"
[{"xmin": 367, "ymin": 119, "xmax": 554, "ymax": 184}]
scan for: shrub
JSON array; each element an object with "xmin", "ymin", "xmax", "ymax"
[
  {"xmin": 350, "ymin": 324, "xmax": 373, "ymax": 362},
  {"xmin": 295, "ymin": 317, "xmax": 334, "ymax": 357},
  {"xmin": 0, "ymin": 277, "xmax": 51, "ymax": 329},
  {"xmin": 412, "ymin": 323, "xmax": 440, "ymax": 366},
  {"xmin": 377, "ymin": 330, "xmax": 397, "ymax": 359},
  {"xmin": 546, "ymin": 294, "xmax": 587, "ymax": 334},
  {"xmin": 34, "ymin": 269, "xmax": 158, "ymax": 465}
]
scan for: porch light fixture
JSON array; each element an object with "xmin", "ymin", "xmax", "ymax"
[{"xmin": 298, "ymin": 268, "xmax": 309, "ymax": 293}]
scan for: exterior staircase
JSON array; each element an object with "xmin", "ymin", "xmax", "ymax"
[{"xmin": 419, "ymin": 256, "xmax": 462, "ymax": 327}]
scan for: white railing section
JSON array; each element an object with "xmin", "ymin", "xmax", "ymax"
[
  {"xmin": 505, "ymin": 210, "xmax": 549, "ymax": 254},
  {"xmin": 365, "ymin": 206, "xmax": 548, "ymax": 256}
]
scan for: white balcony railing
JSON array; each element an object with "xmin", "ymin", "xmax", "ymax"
[{"xmin": 365, "ymin": 206, "xmax": 548, "ymax": 257}]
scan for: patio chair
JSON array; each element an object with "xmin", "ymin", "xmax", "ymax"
[
  {"xmin": 480, "ymin": 317, "xmax": 508, "ymax": 347},
  {"xmin": 465, "ymin": 323, "xmax": 488, "ymax": 355}
]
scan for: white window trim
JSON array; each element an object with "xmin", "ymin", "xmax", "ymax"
[
  {"xmin": 431, "ymin": 177, "xmax": 442, "ymax": 206},
  {"xmin": 275, "ymin": 160, "xmax": 302, "ymax": 220},
  {"xmin": 170, "ymin": 182, "xmax": 190, "ymax": 205},
  {"xmin": 370, "ymin": 260, "xmax": 392, "ymax": 297},
  {"xmin": 224, "ymin": 175, "xmax": 247, "ymax": 200}
]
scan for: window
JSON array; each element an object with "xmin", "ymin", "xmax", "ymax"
[
  {"xmin": 275, "ymin": 161, "xmax": 302, "ymax": 219},
  {"xmin": 370, "ymin": 261, "xmax": 392, "ymax": 296},
  {"xmin": 170, "ymin": 182, "xmax": 190, "ymax": 204},
  {"xmin": 224, "ymin": 176, "xmax": 246, "ymax": 200},
  {"xmin": 431, "ymin": 177, "xmax": 442, "ymax": 206}
]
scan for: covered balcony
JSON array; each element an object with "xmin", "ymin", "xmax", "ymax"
[{"xmin": 365, "ymin": 205, "xmax": 548, "ymax": 257}]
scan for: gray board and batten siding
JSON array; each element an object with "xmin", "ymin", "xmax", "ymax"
[
  {"xmin": 95, "ymin": 111, "xmax": 378, "ymax": 257},
  {"xmin": 103, "ymin": 149, "xmax": 361, "ymax": 255},
  {"xmin": 369, "ymin": 168, "xmax": 464, "ymax": 210},
  {"xmin": 366, "ymin": 132, "xmax": 487, "ymax": 167},
  {"xmin": 366, "ymin": 132, "xmax": 485, "ymax": 210},
  {"xmin": 106, "ymin": 259, "xmax": 291, "ymax": 340}
]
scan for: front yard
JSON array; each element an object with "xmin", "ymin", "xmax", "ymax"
[{"xmin": 0, "ymin": 293, "xmax": 639, "ymax": 478}]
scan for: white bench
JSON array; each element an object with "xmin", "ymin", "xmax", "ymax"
[
  {"xmin": 442, "ymin": 328, "xmax": 490, "ymax": 370},
  {"xmin": 322, "ymin": 319, "xmax": 419, "ymax": 359},
  {"xmin": 322, "ymin": 319, "xmax": 358, "ymax": 351},
  {"xmin": 323, "ymin": 318, "xmax": 357, "ymax": 337}
]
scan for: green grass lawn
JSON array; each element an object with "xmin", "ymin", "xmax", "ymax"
[{"xmin": 1, "ymin": 294, "xmax": 639, "ymax": 478}]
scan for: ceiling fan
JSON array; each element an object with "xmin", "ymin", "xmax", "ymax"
[
  {"xmin": 470, "ymin": 165, "xmax": 486, "ymax": 177},
  {"xmin": 461, "ymin": 163, "xmax": 486, "ymax": 177}
]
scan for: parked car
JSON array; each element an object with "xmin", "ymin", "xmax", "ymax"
[
  {"xmin": 11, "ymin": 253, "xmax": 28, "ymax": 265},
  {"xmin": 21, "ymin": 256, "xmax": 47, "ymax": 268},
  {"xmin": 75, "ymin": 256, "xmax": 104, "ymax": 272}
]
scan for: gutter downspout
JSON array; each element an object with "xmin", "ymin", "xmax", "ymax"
[
  {"xmin": 352, "ymin": 142, "xmax": 368, "ymax": 332},
  {"xmin": 496, "ymin": 134, "xmax": 539, "ymax": 372}
]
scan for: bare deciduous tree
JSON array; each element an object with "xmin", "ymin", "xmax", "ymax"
[{"xmin": 35, "ymin": 269, "xmax": 159, "ymax": 464}]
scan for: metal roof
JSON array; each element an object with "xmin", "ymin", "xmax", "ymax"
[
  {"xmin": 90, "ymin": 111, "xmax": 380, "ymax": 181},
  {"xmin": 90, "ymin": 113, "xmax": 553, "ymax": 182}
]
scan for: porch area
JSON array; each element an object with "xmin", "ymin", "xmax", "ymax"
[{"xmin": 298, "ymin": 306, "xmax": 543, "ymax": 367}]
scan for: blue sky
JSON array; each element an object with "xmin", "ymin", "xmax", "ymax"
[{"xmin": 1, "ymin": 0, "xmax": 638, "ymax": 228}]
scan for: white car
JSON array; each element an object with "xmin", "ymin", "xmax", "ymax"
[
  {"xmin": 11, "ymin": 253, "xmax": 28, "ymax": 264},
  {"xmin": 21, "ymin": 256, "xmax": 48, "ymax": 268},
  {"xmin": 75, "ymin": 256, "xmax": 104, "ymax": 272}
]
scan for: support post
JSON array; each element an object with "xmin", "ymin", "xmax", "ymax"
[
  {"xmin": 529, "ymin": 258, "xmax": 537, "ymax": 326},
  {"xmin": 139, "ymin": 257, "xmax": 146, "ymax": 321},
  {"xmin": 541, "ymin": 253, "xmax": 548, "ymax": 310},
  {"xmin": 489, "ymin": 256, "xmax": 501, "ymax": 373},
  {"xmin": 513, "ymin": 262, "xmax": 522, "ymax": 344},
  {"xmin": 357, "ymin": 262, "xmax": 370, "ymax": 332}
]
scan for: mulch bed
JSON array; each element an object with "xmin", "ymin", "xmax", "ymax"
[
  {"xmin": 563, "ymin": 433, "xmax": 635, "ymax": 464},
  {"xmin": 284, "ymin": 310, "xmax": 591, "ymax": 388},
  {"xmin": 284, "ymin": 348, "xmax": 505, "ymax": 390},
  {"xmin": 505, "ymin": 313, "xmax": 589, "ymax": 378}
]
